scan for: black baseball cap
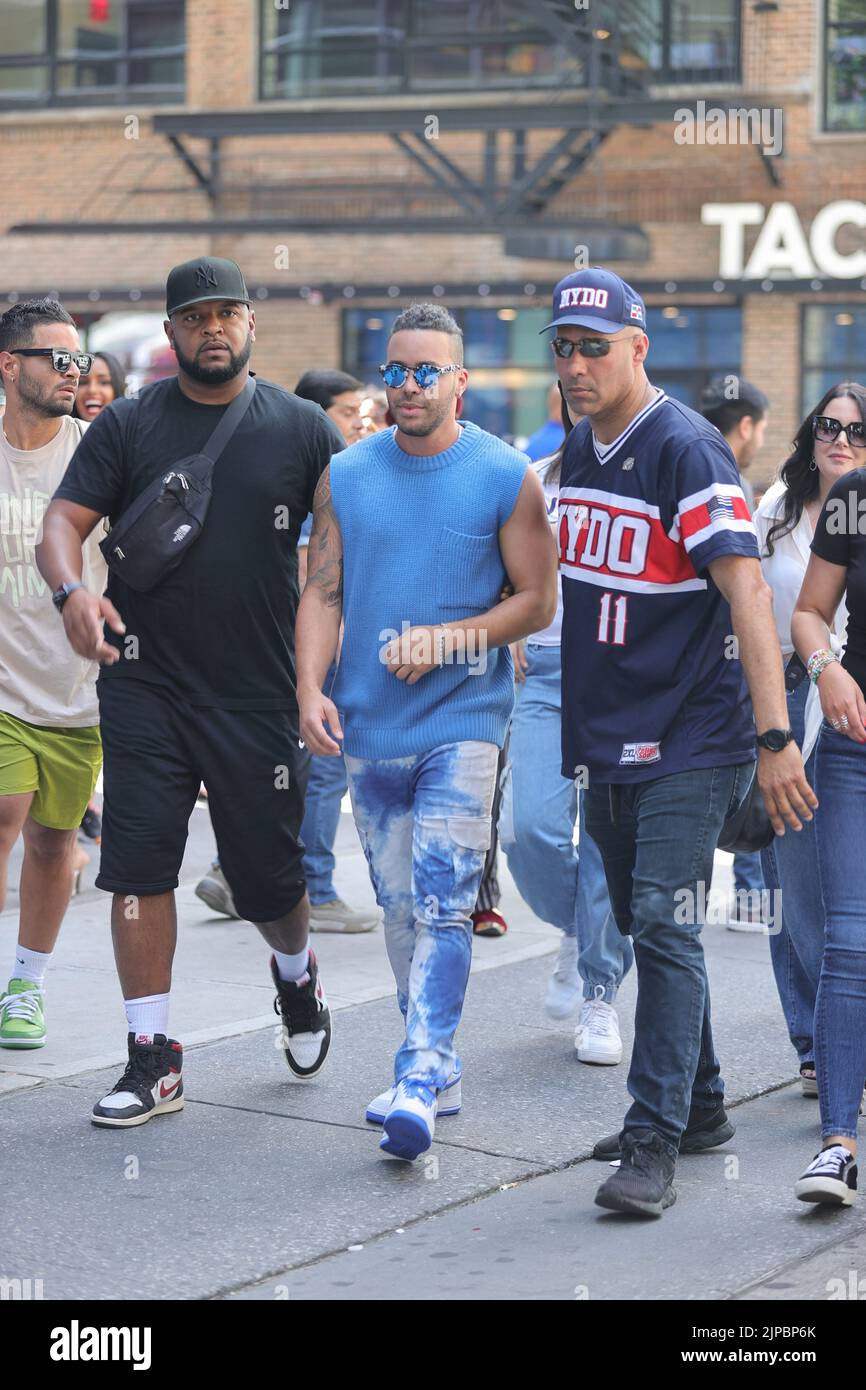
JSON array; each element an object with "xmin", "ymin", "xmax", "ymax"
[
  {"xmin": 541, "ymin": 267, "xmax": 647, "ymax": 335},
  {"xmin": 700, "ymin": 377, "xmax": 769, "ymax": 419},
  {"xmin": 166, "ymin": 257, "xmax": 251, "ymax": 317}
]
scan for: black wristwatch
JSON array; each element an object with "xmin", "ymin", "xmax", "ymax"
[
  {"xmin": 756, "ymin": 727, "xmax": 795, "ymax": 753},
  {"xmin": 52, "ymin": 581, "xmax": 84, "ymax": 613}
]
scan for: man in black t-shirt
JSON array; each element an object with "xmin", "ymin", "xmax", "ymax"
[{"xmin": 37, "ymin": 258, "xmax": 344, "ymax": 1127}]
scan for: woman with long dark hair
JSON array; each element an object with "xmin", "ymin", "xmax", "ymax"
[
  {"xmin": 500, "ymin": 394, "xmax": 633, "ymax": 1059},
  {"xmin": 72, "ymin": 351, "xmax": 126, "ymax": 423},
  {"xmin": 756, "ymin": 383, "xmax": 860, "ymax": 1102},
  {"xmin": 790, "ymin": 380, "xmax": 866, "ymax": 1206}
]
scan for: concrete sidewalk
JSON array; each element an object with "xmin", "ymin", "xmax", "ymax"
[
  {"xmin": 0, "ymin": 803, "xmax": 558, "ymax": 1092},
  {"xmin": 3, "ymin": 828, "xmax": 857, "ymax": 1303}
]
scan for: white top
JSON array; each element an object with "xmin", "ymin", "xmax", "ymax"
[
  {"xmin": 528, "ymin": 453, "xmax": 563, "ymax": 645},
  {"xmin": 754, "ymin": 479, "xmax": 848, "ymax": 762},
  {"xmin": 0, "ymin": 416, "xmax": 106, "ymax": 727}
]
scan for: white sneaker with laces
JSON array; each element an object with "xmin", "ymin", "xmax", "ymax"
[
  {"xmin": 575, "ymin": 988, "xmax": 622, "ymax": 1065},
  {"xmin": 545, "ymin": 935, "xmax": 580, "ymax": 1020},
  {"xmin": 308, "ymin": 897, "xmax": 380, "ymax": 934}
]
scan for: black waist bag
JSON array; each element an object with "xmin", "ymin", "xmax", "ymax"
[{"xmin": 99, "ymin": 377, "xmax": 256, "ymax": 592}]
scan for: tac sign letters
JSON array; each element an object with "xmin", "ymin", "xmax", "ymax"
[{"xmin": 702, "ymin": 201, "xmax": 866, "ymax": 279}]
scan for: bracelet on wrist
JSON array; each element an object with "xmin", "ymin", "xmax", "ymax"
[{"xmin": 807, "ymin": 649, "xmax": 839, "ymax": 684}]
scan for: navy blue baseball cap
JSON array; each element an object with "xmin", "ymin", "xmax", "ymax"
[{"xmin": 540, "ymin": 267, "xmax": 647, "ymax": 335}]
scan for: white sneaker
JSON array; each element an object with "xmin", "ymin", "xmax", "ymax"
[
  {"xmin": 545, "ymin": 936, "xmax": 580, "ymax": 1020},
  {"xmin": 380, "ymin": 1080, "xmax": 437, "ymax": 1161},
  {"xmin": 194, "ymin": 863, "xmax": 240, "ymax": 919},
  {"xmin": 575, "ymin": 990, "xmax": 622, "ymax": 1065},
  {"xmin": 366, "ymin": 1060, "xmax": 462, "ymax": 1124},
  {"xmin": 308, "ymin": 897, "xmax": 380, "ymax": 934}
]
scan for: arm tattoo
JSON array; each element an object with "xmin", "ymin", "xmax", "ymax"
[{"xmin": 306, "ymin": 466, "xmax": 343, "ymax": 608}]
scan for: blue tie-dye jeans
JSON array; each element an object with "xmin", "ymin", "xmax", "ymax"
[{"xmin": 345, "ymin": 740, "xmax": 501, "ymax": 1092}]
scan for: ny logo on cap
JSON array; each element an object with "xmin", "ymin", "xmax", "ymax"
[{"xmin": 195, "ymin": 263, "xmax": 218, "ymax": 288}]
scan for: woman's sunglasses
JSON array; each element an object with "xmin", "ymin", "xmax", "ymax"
[
  {"xmin": 11, "ymin": 348, "xmax": 93, "ymax": 374},
  {"xmin": 813, "ymin": 415, "xmax": 866, "ymax": 448}
]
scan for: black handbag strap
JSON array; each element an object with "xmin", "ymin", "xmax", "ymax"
[{"xmin": 198, "ymin": 376, "xmax": 257, "ymax": 462}]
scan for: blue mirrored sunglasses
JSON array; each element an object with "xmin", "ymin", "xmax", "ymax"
[{"xmin": 378, "ymin": 362, "xmax": 459, "ymax": 390}]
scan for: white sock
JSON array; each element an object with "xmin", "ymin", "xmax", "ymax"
[
  {"xmin": 12, "ymin": 944, "xmax": 51, "ymax": 988},
  {"xmin": 274, "ymin": 947, "xmax": 310, "ymax": 983},
  {"xmin": 125, "ymin": 992, "xmax": 170, "ymax": 1043}
]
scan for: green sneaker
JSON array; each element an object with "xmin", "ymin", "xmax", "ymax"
[{"xmin": 0, "ymin": 979, "xmax": 46, "ymax": 1048}]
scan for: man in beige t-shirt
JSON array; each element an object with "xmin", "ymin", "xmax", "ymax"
[{"xmin": 0, "ymin": 299, "xmax": 107, "ymax": 1049}]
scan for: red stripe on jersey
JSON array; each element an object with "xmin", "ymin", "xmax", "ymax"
[
  {"xmin": 559, "ymin": 498, "xmax": 696, "ymax": 585},
  {"xmin": 679, "ymin": 492, "xmax": 751, "ymax": 540}
]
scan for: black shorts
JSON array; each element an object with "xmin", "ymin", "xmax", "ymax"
[{"xmin": 96, "ymin": 678, "xmax": 310, "ymax": 921}]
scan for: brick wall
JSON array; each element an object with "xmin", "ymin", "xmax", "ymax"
[{"xmin": 1, "ymin": 0, "xmax": 864, "ymax": 476}]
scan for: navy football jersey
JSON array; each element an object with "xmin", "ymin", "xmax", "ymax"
[{"xmin": 559, "ymin": 391, "xmax": 759, "ymax": 783}]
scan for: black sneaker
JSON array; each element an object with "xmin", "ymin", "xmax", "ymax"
[
  {"xmin": 91, "ymin": 1034, "xmax": 184, "ymax": 1128},
  {"xmin": 271, "ymin": 951, "xmax": 331, "ymax": 1079},
  {"xmin": 80, "ymin": 802, "xmax": 102, "ymax": 842},
  {"xmin": 795, "ymin": 1145, "xmax": 858, "ymax": 1207},
  {"xmin": 595, "ymin": 1129, "xmax": 677, "ymax": 1217},
  {"xmin": 592, "ymin": 1104, "xmax": 735, "ymax": 1160}
]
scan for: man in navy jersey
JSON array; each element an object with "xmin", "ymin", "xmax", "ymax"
[{"xmin": 546, "ymin": 267, "xmax": 816, "ymax": 1217}]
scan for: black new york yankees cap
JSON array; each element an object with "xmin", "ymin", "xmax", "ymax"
[{"xmin": 165, "ymin": 257, "xmax": 251, "ymax": 316}]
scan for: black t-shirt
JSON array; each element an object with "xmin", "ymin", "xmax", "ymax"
[
  {"xmin": 54, "ymin": 375, "xmax": 343, "ymax": 709},
  {"xmin": 811, "ymin": 467, "xmax": 866, "ymax": 693}
]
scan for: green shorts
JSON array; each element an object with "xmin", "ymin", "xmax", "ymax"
[{"xmin": 0, "ymin": 710, "xmax": 102, "ymax": 830}]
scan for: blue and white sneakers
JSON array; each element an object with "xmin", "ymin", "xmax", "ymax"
[
  {"xmin": 379, "ymin": 1080, "xmax": 438, "ymax": 1161},
  {"xmin": 365, "ymin": 1058, "xmax": 462, "ymax": 1125}
]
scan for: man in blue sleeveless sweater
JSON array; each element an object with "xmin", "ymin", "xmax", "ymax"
[{"xmin": 297, "ymin": 303, "xmax": 558, "ymax": 1161}]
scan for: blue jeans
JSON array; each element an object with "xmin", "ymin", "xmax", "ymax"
[
  {"xmin": 813, "ymin": 723, "xmax": 866, "ymax": 1139},
  {"xmin": 585, "ymin": 762, "xmax": 753, "ymax": 1153},
  {"xmin": 733, "ymin": 850, "xmax": 765, "ymax": 896},
  {"xmin": 499, "ymin": 643, "xmax": 633, "ymax": 1002},
  {"xmin": 760, "ymin": 677, "xmax": 823, "ymax": 1066},
  {"xmin": 300, "ymin": 662, "xmax": 349, "ymax": 905},
  {"xmin": 345, "ymin": 740, "xmax": 500, "ymax": 1091}
]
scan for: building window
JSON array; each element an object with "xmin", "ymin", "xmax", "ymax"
[
  {"xmin": 802, "ymin": 305, "xmax": 866, "ymax": 414},
  {"xmin": 643, "ymin": 305, "xmax": 742, "ymax": 411},
  {"xmin": 824, "ymin": 0, "xmax": 866, "ymax": 131},
  {"xmin": 259, "ymin": 0, "xmax": 739, "ymax": 101},
  {"xmin": 624, "ymin": 1, "xmax": 740, "ymax": 84},
  {"xmin": 342, "ymin": 303, "xmax": 742, "ymax": 443},
  {"xmin": 0, "ymin": 0, "xmax": 185, "ymax": 107}
]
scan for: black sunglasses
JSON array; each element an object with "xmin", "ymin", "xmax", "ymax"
[
  {"xmin": 10, "ymin": 348, "xmax": 93, "ymax": 374},
  {"xmin": 551, "ymin": 332, "xmax": 637, "ymax": 360},
  {"xmin": 813, "ymin": 415, "xmax": 866, "ymax": 448}
]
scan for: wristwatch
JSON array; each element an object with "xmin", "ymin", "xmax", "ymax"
[
  {"xmin": 52, "ymin": 581, "xmax": 84, "ymax": 613},
  {"xmin": 756, "ymin": 727, "xmax": 795, "ymax": 752}
]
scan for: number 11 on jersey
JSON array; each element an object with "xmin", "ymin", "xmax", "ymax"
[{"xmin": 597, "ymin": 591, "xmax": 628, "ymax": 645}]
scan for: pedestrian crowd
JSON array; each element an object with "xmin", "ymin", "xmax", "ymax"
[{"xmin": 1, "ymin": 255, "xmax": 865, "ymax": 1217}]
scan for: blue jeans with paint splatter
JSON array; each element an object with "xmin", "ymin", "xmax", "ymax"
[{"xmin": 345, "ymin": 740, "xmax": 500, "ymax": 1092}]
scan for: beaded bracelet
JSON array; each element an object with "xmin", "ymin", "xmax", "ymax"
[{"xmin": 807, "ymin": 648, "xmax": 839, "ymax": 684}]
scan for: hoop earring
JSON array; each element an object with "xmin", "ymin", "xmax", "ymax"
[{"xmin": 809, "ymin": 455, "xmax": 817, "ymax": 471}]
